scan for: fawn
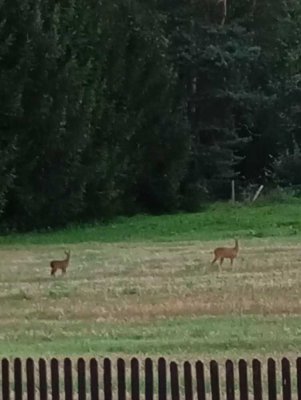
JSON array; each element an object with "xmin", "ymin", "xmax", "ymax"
[
  {"xmin": 50, "ymin": 250, "xmax": 71, "ymax": 276},
  {"xmin": 211, "ymin": 239, "xmax": 239, "ymax": 269}
]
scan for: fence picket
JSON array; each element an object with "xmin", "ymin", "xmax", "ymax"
[
  {"xmin": 14, "ymin": 358, "xmax": 22, "ymax": 400},
  {"xmin": 51, "ymin": 358, "xmax": 60, "ymax": 400},
  {"xmin": 170, "ymin": 362, "xmax": 180, "ymax": 400},
  {"xmin": 145, "ymin": 358, "xmax": 154, "ymax": 400},
  {"xmin": 282, "ymin": 358, "xmax": 291, "ymax": 400},
  {"xmin": 210, "ymin": 360, "xmax": 220, "ymax": 400},
  {"xmin": 184, "ymin": 361, "xmax": 193, "ymax": 400},
  {"xmin": 78, "ymin": 358, "xmax": 86, "ymax": 400},
  {"xmin": 196, "ymin": 361, "xmax": 206, "ymax": 400},
  {"xmin": 131, "ymin": 358, "xmax": 140, "ymax": 400},
  {"xmin": 64, "ymin": 358, "xmax": 73, "ymax": 400},
  {"xmin": 297, "ymin": 358, "xmax": 301, "ymax": 400},
  {"xmin": 225, "ymin": 359, "xmax": 235, "ymax": 400},
  {"xmin": 0, "ymin": 356, "xmax": 299, "ymax": 399},
  {"xmin": 117, "ymin": 358, "xmax": 126, "ymax": 400},
  {"xmin": 103, "ymin": 358, "xmax": 112, "ymax": 400},
  {"xmin": 252, "ymin": 359, "xmax": 263, "ymax": 400},
  {"xmin": 90, "ymin": 358, "xmax": 99, "ymax": 400},
  {"xmin": 238, "ymin": 359, "xmax": 248, "ymax": 400},
  {"xmin": 2, "ymin": 358, "xmax": 10, "ymax": 400},
  {"xmin": 158, "ymin": 357, "xmax": 167, "ymax": 400},
  {"xmin": 26, "ymin": 358, "xmax": 35, "ymax": 400},
  {"xmin": 267, "ymin": 358, "xmax": 276, "ymax": 400},
  {"xmin": 38, "ymin": 358, "xmax": 47, "ymax": 400}
]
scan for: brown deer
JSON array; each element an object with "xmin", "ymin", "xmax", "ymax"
[
  {"xmin": 50, "ymin": 250, "xmax": 71, "ymax": 276},
  {"xmin": 211, "ymin": 239, "xmax": 239, "ymax": 269}
]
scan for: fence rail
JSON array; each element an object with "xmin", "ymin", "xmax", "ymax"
[{"xmin": 1, "ymin": 357, "xmax": 301, "ymax": 399}]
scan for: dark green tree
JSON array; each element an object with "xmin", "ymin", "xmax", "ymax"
[
  {"xmin": 5, "ymin": 0, "xmax": 95, "ymax": 229},
  {"xmin": 0, "ymin": 0, "xmax": 30, "ymax": 219},
  {"xmin": 160, "ymin": 0, "xmax": 262, "ymax": 204},
  {"xmin": 1, "ymin": 0, "xmax": 301, "ymax": 231}
]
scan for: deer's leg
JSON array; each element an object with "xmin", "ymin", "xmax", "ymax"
[
  {"xmin": 217, "ymin": 258, "xmax": 223, "ymax": 273},
  {"xmin": 211, "ymin": 256, "xmax": 218, "ymax": 265},
  {"xmin": 51, "ymin": 268, "xmax": 56, "ymax": 276},
  {"xmin": 62, "ymin": 267, "xmax": 66, "ymax": 275}
]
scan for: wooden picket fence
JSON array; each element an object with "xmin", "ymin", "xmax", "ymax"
[{"xmin": 1, "ymin": 356, "xmax": 301, "ymax": 399}]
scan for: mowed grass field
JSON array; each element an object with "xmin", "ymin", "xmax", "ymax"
[{"xmin": 1, "ymin": 202, "xmax": 301, "ymax": 359}]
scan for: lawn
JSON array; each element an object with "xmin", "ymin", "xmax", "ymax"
[
  {"xmin": 1, "ymin": 201, "xmax": 301, "ymax": 359},
  {"xmin": 1, "ymin": 201, "xmax": 301, "ymax": 246}
]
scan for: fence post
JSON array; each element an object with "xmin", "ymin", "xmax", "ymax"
[
  {"xmin": 51, "ymin": 358, "xmax": 60, "ymax": 400},
  {"xmin": 184, "ymin": 361, "xmax": 193, "ymax": 400},
  {"xmin": 103, "ymin": 358, "xmax": 112, "ymax": 400},
  {"xmin": 170, "ymin": 362, "xmax": 180, "ymax": 400},
  {"xmin": 64, "ymin": 358, "xmax": 73, "ymax": 400},
  {"xmin": 2, "ymin": 359, "xmax": 10, "ymax": 400},
  {"xmin": 38, "ymin": 358, "xmax": 48, "ymax": 400},
  {"xmin": 145, "ymin": 358, "xmax": 154, "ymax": 400},
  {"xmin": 26, "ymin": 358, "xmax": 35, "ymax": 400},
  {"xmin": 90, "ymin": 358, "xmax": 99, "ymax": 400},
  {"xmin": 196, "ymin": 361, "xmax": 206, "ymax": 400},
  {"xmin": 267, "ymin": 358, "xmax": 277, "ymax": 400},
  {"xmin": 210, "ymin": 360, "xmax": 220, "ymax": 400},
  {"xmin": 238, "ymin": 359, "xmax": 248, "ymax": 400},
  {"xmin": 225, "ymin": 360, "xmax": 235, "ymax": 400},
  {"xmin": 282, "ymin": 358, "xmax": 292, "ymax": 400},
  {"xmin": 14, "ymin": 358, "xmax": 22, "ymax": 400},
  {"xmin": 252, "ymin": 359, "xmax": 263, "ymax": 400},
  {"xmin": 78, "ymin": 358, "xmax": 86, "ymax": 400},
  {"xmin": 158, "ymin": 358, "xmax": 167, "ymax": 400},
  {"xmin": 131, "ymin": 358, "xmax": 140, "ymax": 400},
  {"xmin": 252, "ymin": 184, "xmax": 264, "ymax": 202},
  {"xmin": 117, "ymin": 358, "xmax": 126, "ymax": 400},
  {"xmin": 231, "ymin": 180, "xmax": 235, "ymax": 203},
  {"xmin": 296, "ymin": 358, "xmax": 301, "ymax": 400}
]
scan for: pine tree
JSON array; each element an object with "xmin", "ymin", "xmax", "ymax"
[
  {"xmin": 5, "ymin": 0, "xmax": 96, "ymax": 229},
  {"xmin": 0, "ymin": 0, "xmax": 33, "ymax": 221}
]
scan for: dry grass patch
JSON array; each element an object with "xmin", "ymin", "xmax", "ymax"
[{"xmin": 0, "ymin": 238, "xmax": 301, "ymax": 356}]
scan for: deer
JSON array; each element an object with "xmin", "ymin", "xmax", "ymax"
[
  {"xmin": 211, "ymin": 239, "xmax": 239, "ymax": 270},
  {"xmin": 50, "ymin": 250, "xmax": 71, "ymax": 276}
]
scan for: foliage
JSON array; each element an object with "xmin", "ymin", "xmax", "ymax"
[
  {"xmin": 0, "ymin": 0, "xmax": 301, "ymax": 230},
  {"xmin": 1, "ymin": 201, "xmax": 301, "ymax": 245},
  {"xmin": 273, "ymin": 144, "xmax": 301, "ymax": 185}
]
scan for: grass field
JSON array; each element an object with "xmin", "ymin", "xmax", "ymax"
[{"xmin": 1, "ymin": 202, "xmax": 301, "ymax": 359}]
